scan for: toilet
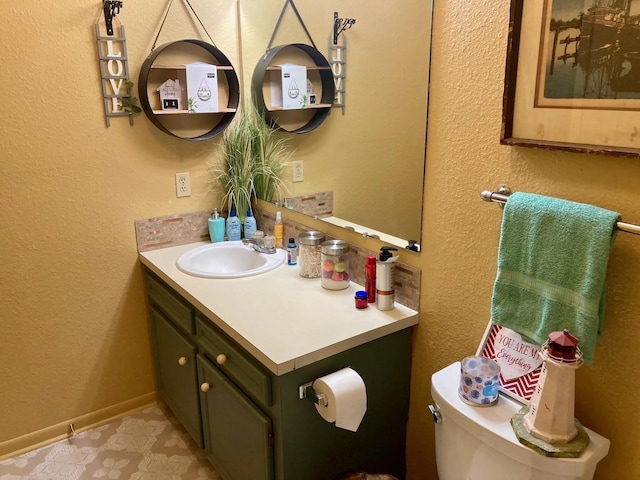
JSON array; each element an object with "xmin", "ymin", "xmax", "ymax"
[{"xmin": 430, "ymin": 362, "xmax": 610, "ymax": 480}]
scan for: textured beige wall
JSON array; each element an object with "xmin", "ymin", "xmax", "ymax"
[
  {"xmin": 0, "ymin": 0, "xmax": 239, "ymax": 452},
  {"xmin": 1, "ymin": 1, "xmax": 639, "ymax": 479},
  {"xmin": 406, "ymin": 2, "xmax": 640, "ymax": 480}
]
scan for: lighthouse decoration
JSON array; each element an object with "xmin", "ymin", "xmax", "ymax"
[
  {"xmin": 511, "ymin": 329, "xmax": 591, "ymax": 457},
  {"xmin": 525, "ymin": 329, "xmax": 583, "ymax": 443}
]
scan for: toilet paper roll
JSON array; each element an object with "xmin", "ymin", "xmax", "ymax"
[{"xmin": 312, "ymin": 367, "xmax": 367, "ymax": 432}]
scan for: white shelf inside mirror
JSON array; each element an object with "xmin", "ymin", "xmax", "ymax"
[{"xmin": 320, "ymin": 216, "xmax": 419, "ymax": 250}]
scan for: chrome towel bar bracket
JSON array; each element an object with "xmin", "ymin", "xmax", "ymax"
[{"xmin": 481, "ymin": 185, "xmax": 640, "ymax": 235}]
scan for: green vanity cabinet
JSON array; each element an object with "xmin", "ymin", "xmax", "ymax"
[
  {"xmin": 144, "ymin": 269, "xmax": 412, "ymax": 480},
  {"xmin": 198, "ymin": 355, "xmax": 274, "ymax": 480},
  {"xmin": 147, "ymin": 285, "xmax": 203, "ymax": 448}
]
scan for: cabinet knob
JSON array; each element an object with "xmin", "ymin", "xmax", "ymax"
[
  {"xmin": 200, "ymin": 382, "xmax": 211, "ymax": 392},
  {"xmin": 216, "ymin": 354, "xmax": 227, "ymax": 365},
  {"xmin": 178, "ymin": 356, "xmax": 188, "ymax": 366}
]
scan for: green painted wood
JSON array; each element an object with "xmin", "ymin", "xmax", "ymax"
[
  {"xmin": 146, "ymin": 273, "xmax": 195, "ymax": 335},
  {"xmin": 143, "ymin": 266, "xmax": 412, "ymax": 480},
  {"xmin": 266, "ymin": 329, "xmax": 412, "ymax": 480},
  {"xmin": 198, "ymin": 355, "xmax": 274, "ymax": 480},
  {"xmin": 149, "ymin": 306, "xmax": 203, "ymax": 448},
  {"xmin": 196, "ymin": 314, "xmax": 272, "ymax": 407}
]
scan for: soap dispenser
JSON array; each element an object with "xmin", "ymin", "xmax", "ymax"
[
  {"xmin": 226, "ymin": 208, "xmax": 241, "ymax": 241},
  {"xmin": 376, "ymin": 246, "xmax": 399, "ymax": 311},
  {"xmin": 208, "ymin": 208, "xmax": 225, "ymax": 243}
]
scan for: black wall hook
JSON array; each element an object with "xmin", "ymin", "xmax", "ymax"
[
  {"xmin": 103, "ymin": 0, "xmax": 123, "ymax": 36},
  {"xmin": 333, "ymin": 12, "xmax": 356, "ymax": 45}
]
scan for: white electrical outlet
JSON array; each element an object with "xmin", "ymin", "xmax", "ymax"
[
  {"xmin": 175, "ymin": 172, "xmax": 191, "ymax": 198},
  {"xmin": 292, "ymin": 160, "xmax": 304, "ymax": 182}
]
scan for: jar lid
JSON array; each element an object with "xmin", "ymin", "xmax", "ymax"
[
  {"xmin": 355, "ymin": 290, "xmax": 368, "ymax": 300},
  {"xmin": 321, "ymin": 239, "xmax": 349, "ymax": 255},
  {"xmin": 299, "ymin": 230, "xmax": 325, "ymax": 246}
]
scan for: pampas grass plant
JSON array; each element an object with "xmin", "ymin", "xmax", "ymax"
[{"xmin": 209, "ymin": 103, "xmax": 290, "ymax": 222}]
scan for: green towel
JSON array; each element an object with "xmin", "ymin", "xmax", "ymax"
[{"xmin": 491, "ymin": 192, "xmax": 619, "ymax": 364}]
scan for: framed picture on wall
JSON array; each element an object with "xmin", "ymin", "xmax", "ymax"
[{"xmin": 501, "ymin": 0, "xmax": 640, "ymax": 157}]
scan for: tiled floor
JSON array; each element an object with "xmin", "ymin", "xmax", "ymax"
[{"xmin": 0, "ymin": 402, "xmax": 221, "ymax": 479}]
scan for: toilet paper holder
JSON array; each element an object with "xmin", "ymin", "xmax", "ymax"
[{"xmin": 298, "ymin": 382, "xmax": 328, "ymax": 406}]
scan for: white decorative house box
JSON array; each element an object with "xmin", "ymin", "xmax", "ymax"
[
  {"xmin": 157, "ymin": 79, "xmax": 183, "ymax": 110},
  {"xmin": 186, "ymin": 62, "xmax": 219, "ymax": 113},
  {"xmin": 270, "ymin": 64, "xmax": 308, "ymax": 109}
]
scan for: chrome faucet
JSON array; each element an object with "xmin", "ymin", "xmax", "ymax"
[{"xmin": 242, "ymin": 238, "xmax": 277, "ymax": 254}]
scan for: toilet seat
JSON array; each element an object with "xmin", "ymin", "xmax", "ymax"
[{"xmin": 431, "ymin": 362, "xmax": 610, "ymax": 478}]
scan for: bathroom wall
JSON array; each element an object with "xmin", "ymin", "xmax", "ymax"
[
  {"xmin": 405, "ymin": 3, "xmax": 640, "ymax": 480},
  {"xmin": 1, "ymin": 2, "xmax": 639, "ymax": 480},
  {"xmin": 0, "ymin": 0, "xmax": 240, "ymax": 454}
]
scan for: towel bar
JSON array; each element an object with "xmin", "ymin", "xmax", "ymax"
[{"xmin": 481, "ymin": 187, "xmax": 640, "ymax": 236}]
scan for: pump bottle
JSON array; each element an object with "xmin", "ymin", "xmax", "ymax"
[
  {"xmin": 376, "ymin": 246, "xmax": 399, "ymax": 311},
  {"xmin": 208, "ymin": 208, "xmax": 225, "ymax": 243},
  {"xmin": 243, "ymin": 210, "xmax": 257, "ymax": 239},
  {"xmin": 226, "ymin": 208, "xmax": 241, "ymax": 241}
]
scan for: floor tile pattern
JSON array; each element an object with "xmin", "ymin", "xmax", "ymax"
[{"xmin": 0, "ymin": 403, "xmax": 221, "ymax": 480}]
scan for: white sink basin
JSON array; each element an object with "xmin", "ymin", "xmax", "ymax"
[{"xmin": 176, "ymin": 241, "xmax": 286, "ymax": 279}]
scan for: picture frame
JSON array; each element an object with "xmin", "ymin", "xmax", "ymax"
[
  {"xmin": 501, "ymin": 0, "xmax": 640, "ymax": 158},
  {"xmin": 476, "ymin": 320, "xmax": 543, "ymax": 404}
]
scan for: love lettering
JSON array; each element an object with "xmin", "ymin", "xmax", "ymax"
[
  {"xmin": 330, "ymin": 41, "xmax": 346, "ymax": 110},
  {"xmin": 104, "ymin": 40, "xmax": 125, "ymax": 113},
  {"xmin": 95, "ymin": 21, "xmax": 132, "ymax": 126},
  {"xmin": 331, "ymin": 46, "xmax": 344, "ymax": 106}
]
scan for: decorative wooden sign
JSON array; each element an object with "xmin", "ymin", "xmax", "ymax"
[
  {"xmin": 328, "ymin": 12, "xmax": 355, "ymax": 115},
  {"xmin": 477, "ymin": 321, "xmax": 543, "ymax": 404},
  {"xmin": 328, "ymin": 37, "xmax": 346, "ymax": 114},
  {"xmin": 95, "ymin": 2, "xmax": 134, "ymax": 126}
]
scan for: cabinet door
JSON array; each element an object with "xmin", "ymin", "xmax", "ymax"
[
  {"xmin": 198, "ymin": 355, "xmax": 274, "ymax": 480},
  {"xmin": 149, "ymin": 306, "xmax": 203, "ymax": 447}
]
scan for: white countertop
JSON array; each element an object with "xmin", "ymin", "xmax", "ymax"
[{"xmin": 140, "ymin": 242, "xmax": 419, "ymax": 375}]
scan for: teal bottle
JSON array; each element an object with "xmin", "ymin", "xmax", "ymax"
[
  {"xmin": 208, "ymin": 208, "xmax": 225, "ymax": 243},
  {"xmin": 226, "ymin": 209, "xmax": 241, "ymax": 241},
  {"xmin": 243, "ymin": 210, "xmax": 257, "ymax": 239}
]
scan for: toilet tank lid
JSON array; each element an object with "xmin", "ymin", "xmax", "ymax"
[{"xmin": 431, "ymin": 362, "xmax": 610, "ymax": 477}]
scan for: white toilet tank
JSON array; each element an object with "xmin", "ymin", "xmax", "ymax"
[{"xmin": 430, "ymin": 362, "xmax": 610, "ymax": 480}]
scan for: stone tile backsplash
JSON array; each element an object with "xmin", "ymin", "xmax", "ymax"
[
  {"xmin": 135, "ymin": 209, "xmax": 420, "ymax": 311},
  {"xmin": 135, "ymin": 210, "xmax": 211, "ymax": 252},
  {"xmin": 282, "ymin": 191, "xmax": 333, "ymax": 217}
]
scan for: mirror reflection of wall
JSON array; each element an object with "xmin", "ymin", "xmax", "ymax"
[{"xmin": 238, "ymin": 0, "xmax": 432, "ymax": 248}]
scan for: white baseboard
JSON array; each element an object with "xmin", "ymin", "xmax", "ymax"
[{"xmin": 0, "ymin": 392, "xmax": 158, "ymax": 460}]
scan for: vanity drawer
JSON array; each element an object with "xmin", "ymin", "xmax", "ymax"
[
  {"xmin": 145, "ymin": 272, "xmax": 195, "ymax": 336},
  {"xmin": 196, "ymin": 314, "xmax": 272, "ymax": 407}
]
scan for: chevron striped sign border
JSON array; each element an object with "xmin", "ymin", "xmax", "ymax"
[{"xmin": 477, "ymin": 323, "xmax": 542, "ymax": 404}]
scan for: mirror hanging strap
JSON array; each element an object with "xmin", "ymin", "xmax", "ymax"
[
  {"xmin": 267, "ymin": 0, "xmax": 317, "ymax": 52},
  {"xmin": 151, "ymin": 0, "xmax": 216, "ymax": 52}
]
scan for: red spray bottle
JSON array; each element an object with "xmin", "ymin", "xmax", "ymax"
[{"xmin": 365, "ymin": 255, "xmax": 377, "ymax": 303}]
